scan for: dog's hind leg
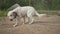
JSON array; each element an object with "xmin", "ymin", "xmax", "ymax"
[
  {"xmin": 28, "ymin": 17, "xmax": 34, "ymax": 24},
  {"xmin": 27, "ymin": 11, "xmax": 34, "ymax": 24}
]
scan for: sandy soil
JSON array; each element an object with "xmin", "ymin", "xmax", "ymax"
[{"xmin": 0, "ymin": 15, "xmax": 60, "ymax": 34}]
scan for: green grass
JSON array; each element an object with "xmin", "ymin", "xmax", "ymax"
[{"xmin": 0, "ymin": 10, "xmax": 8, "ymax": 17}]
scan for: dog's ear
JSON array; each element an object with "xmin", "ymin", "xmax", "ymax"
[{"xmin": 13, "ymin": 12, "xmax": 18, "ymax": 16}]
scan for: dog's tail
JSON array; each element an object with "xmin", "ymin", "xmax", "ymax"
[{"xmin": 36, "ymin": 12, "xmax": 47, "ymax": 17}]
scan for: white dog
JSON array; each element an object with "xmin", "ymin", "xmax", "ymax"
[{"xmin": 7, "ymin": 6, "xmax": 47, "ymax": 27}]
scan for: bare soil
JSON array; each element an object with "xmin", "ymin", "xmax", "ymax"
[{"xmin": 0, "ymin": 15, "xmax": 60, "ymax": 34}]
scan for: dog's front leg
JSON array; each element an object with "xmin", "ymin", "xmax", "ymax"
[
  {"xmin": 13, "ymin": 19, "xmax": 18, "ymax": 27},
  {"xmin": 22, "ymin": 17, "xmax": 25, "ymax": 25}
]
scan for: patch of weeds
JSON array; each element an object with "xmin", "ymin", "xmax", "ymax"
[
  {"xmin": 57, "ymin": 11, "xmax": 60, "ymax": 16},
  {"xmin": 48, "ymin": 10, "xmax": 57, "ymax": 15},
  {"xmin": 37, "ymin": 10, "xmax": 58, "ymax": 15},
  {"xmin": 0, "ymin": 10, "xmax": 8, "ymax": 17},
  {"xmin": 37, "ymin": 10, "xmax": 48, "ymax": 14}
]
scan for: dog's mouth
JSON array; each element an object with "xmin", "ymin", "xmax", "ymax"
[{"xmin": 10, "ymin": 19, "xmax": 13, "ymax": 21}]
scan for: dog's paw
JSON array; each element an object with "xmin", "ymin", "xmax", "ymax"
[
  {"xmin": 13, "ymin": 25, "xmax": 16, "ymax": 27},
  {"xmin": 29, "ymin": 23, "xmax": 32, "ymax": 24},
  {"xmin": 22, "ymin": 23, "xmax": 25, "ymax": 25},
  {"xmin": 13, "ymin": 25, "xmax": 18, "ymax": 27}
]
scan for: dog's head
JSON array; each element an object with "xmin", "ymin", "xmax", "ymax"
[{"xmin": 7, "ymin": 11, "xmax": 18, "ymax": 21}]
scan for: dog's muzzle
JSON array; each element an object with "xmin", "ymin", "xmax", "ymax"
[{"xmin": 10, "ymin": 19, "xmax": 13, "ymax": 21}]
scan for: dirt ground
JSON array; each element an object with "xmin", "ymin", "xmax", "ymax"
[{"xmin": 0, "ymin": 15, "xmax": 60, "ymax": 34}]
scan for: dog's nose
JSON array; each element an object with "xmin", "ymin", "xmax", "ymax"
[{"xmin": 10, "ymin": 19, "xmax": 13, "ymax": 21}]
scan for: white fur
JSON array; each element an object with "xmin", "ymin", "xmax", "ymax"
[{"xmin": 7, "ymin": 6, "xmax": 47, "ymax": 27}]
